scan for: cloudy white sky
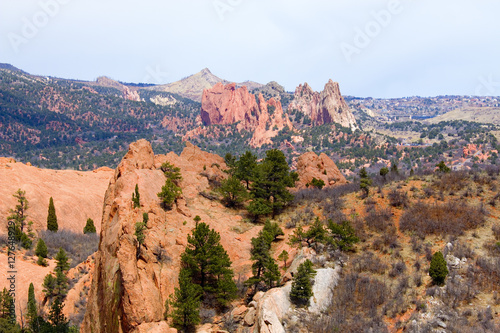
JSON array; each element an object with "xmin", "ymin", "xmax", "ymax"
[{"xmin": 1, "ymin": 0, "xmax": 499, "ymax": 98}]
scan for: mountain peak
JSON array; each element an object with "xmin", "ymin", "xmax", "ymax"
[{"xmin": 200, "ymin": 68, "xmax": 212, "ymax": 75}]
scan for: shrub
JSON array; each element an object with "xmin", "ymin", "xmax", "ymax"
[
  {"xmin": 400, "ymin": 201, "xmax": 485, "ymax": 237},
  {"xmin": 387, "ymin": 189, "xmax": 409, "ymax": 208},
  {"xmin": 39, "ymin": 230, "xmax": 99, "ymax": 268},
  {"xmin": 429, "ymin": 251, "xmax": 448, "ymax": 285},
  {"xmin": 365, "ymin": 207, "xmax": 392, "ymax": 232}
]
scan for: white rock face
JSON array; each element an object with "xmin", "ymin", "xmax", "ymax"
[
  {"xmin": 308, "ymin": 266, "xmax": 341, "ymax": 314},
  {"xmin": 254, "ymin": 283, "xmax": 292, "ymax": 333},
  {"xmin": 253, "ymin": 265, "xmax": 341, "ymax": 332}
]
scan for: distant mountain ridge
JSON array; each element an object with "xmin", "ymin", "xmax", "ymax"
[{"xmin": 148, "ymin": 68, "xmax": 264, "ymax": 101}]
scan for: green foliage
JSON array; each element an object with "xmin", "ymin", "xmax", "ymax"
[
  {"xmin": 158, "ymin": 178, "xmax": 182, "ymax": 210},
  {"xmin": 83, "ymin": 218, "xmax": 96, "ymax": 234},
  {"xmin": 0, "ymin": 318, "xmax": 21, "ymax": 332},
  {"xmin": 224, "ymin": 153, "xmax": 237, "ymax": 175},
  {"xmin": 20, "ymin": 232, "xmax": 32, "ymax": 249},
  {"xmin": 7, "ymin": 189, "xmax": 28, "ymax": 233},
  {"xmin": 247, "ymin": 198, "xmax": 272, "ymax": 222},
  {"xmin": 181, "ymin": 222, "xmax": 237, "ymax": 306},
  {"xmin": 27, "ymin": 283, "xmax": 38, "ymax": 329},
  {"xmin": 160, "ymin": 161, "xmax": 182, "ymax": 185},
  {"xmin": 235, "ymin": 151, "xmax": 258, "ymax": 189},
  {"xmin": 170, "ymin": 268, "xmax": 202, "ymax": 330},
  {"xmin": 290, "ymin": 260, "xmax": 316, "ymax": 307},
  {"xmin": 132, "ymin": 184, "xmax": 141, "ymax": 208},
  {"xmin": 0, "ymin": 287, "xmax": 14, "ymax": 320},
  {"xmin": 359, "ymin": 167, "xmax": 372, "ymax": 197},
  {"xmin": 36, "ymin": 238, "xmax": 48, "ymax": 258},
  {"xmin": 48, "ymin": 298, "xmax": 69, "ymax": 331},
  {"xmin": 246, "ymin": 228, "xmax": 281, "ymax": 291},
  {"xmin": 436, "ymin": 160, "xmax": 451, "ymax": 173},
  {"xmin": 42, "ymin": 274, "xmax": 57, "ymax": 300},
  {"xmin": 308, "ymin": 177, "xmax": 325, "ymax": 189},
  {"xmin": 379, "ymin": 167, "xmax": 389, "ymax": 179},
  {"xmin": 250, "ymin": 149, "xmax": 297, "ymax": 218},
  {"xmin": 289, "ymin": 218, "xmax": 327, "ymax": 248},
  {"xmin": 47, "ymin": 197, "xmax": 58, "ymax": 232},
  {"xmin": 135, "ymin": 220, "xmax": 146, "ymax": 258},
  {"xmin": 262, "ymin": 220, "xmax": 284, "ymax": 242},
  {"xmin": 429, "ymin": 251, "xmax": 448, "ymax": 285},
  {"xmin": 55, "ymin": 248, "xmax": 70, "ymax": 272},
  {"xmin": 218, "ymin": 175, "xmax": 248, "ymax": 208},
  {"xmin": 327, "ymin": 220, "xmax": 359, "ymax": 252},
  {"xmin": 278, "ymin": 250, "xmax": 289, "ymax": 269}
]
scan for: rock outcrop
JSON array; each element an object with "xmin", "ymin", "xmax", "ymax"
[
  {"xmin": 200, "ymin": 82, "xmax": 293, "ymax": 147},
  {"xmin": 0, "ymin": 159, "xmax": 112, "ymax": 234},
  {"xmin": 288, "ymin": 80, "xmax": 357, "ymax": 130},
  {"xmin": 295, "ymin": 152, "xmax": 346, "ymax": 189},
  {"xmin": 82, "ymin": 140, "xmax": 261, "ymax": 332}
]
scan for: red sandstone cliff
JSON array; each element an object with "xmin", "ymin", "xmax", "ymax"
[
  {"xmin": 199, "ymin": 82, "xmax": 293, "ymax": 147},
  {"xmin": 288, "ymin": 80, "xmax": 357, "ymax": 130}
]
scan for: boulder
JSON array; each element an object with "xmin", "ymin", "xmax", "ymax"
[{"xmin": 295, "ymin": 152, "xmax": 346, "ymax": 189}]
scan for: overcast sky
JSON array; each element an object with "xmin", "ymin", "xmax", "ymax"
[{"xmin": 1, "ymin": 0, "xmax": 499, "ymax": 98}]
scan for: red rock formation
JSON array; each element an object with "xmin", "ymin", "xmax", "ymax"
[
  {"xmin": 82, "ymin": 140, "xmax": 262, "ymax": 332},
  {"xmin": 295, "ymin": 152, "xmax": 347, "ymax": 189},
  {"xmin": 289, "ymin": 80, "xmax": 357, "ymax": 130},
  {"xmin": 200, "ymin": 82, "xmax": 293, "ymax": 147}
]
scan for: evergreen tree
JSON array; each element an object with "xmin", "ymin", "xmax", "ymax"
[
  {"xmin": 246, "ymin": 231, "xmax": 280, "ymax": 291},
  {"xmin": 83, "ymin": 218, "xmax": 96, "ymax": 234},
  {"xmin": 157, "ymin": 178, "xmax": 182, "ymax": 210},
  {"xmin": 327, "ymin": 220, "xmax": 359, "ymax": 252},
  {"xmin": 55, "ymin": 248, "xmax": 70, "ymax": 273},
  {"xmin": 135, "ymin": 218, "xmax": 146, "ymax": 258},
  {"xmin": 7, "ymin": 189, "xmax": 28, "ymax": 234},
  {"xmin": 181, "ymin": 222, "xmax": 237, "ymax": 306},
  {"xmin": 0, "ymin": 288, "xmax": 13, "ymax": 319},
  {"xmin": 48, "ymin": 298, "xmax": 69, "ymax": 332},
  {"xmin": 20, "ymin": 232, "xmax": 32, "ymax": 249},
  {"xmin": 235, "ymin": 151, "xmax": 258, "ymax": 189},
  {"xmin": 27, "ymin": 283, "xmax": 38, "ymax": 329},
  {"xmin": 224, "ymin": 153, "xmax": 237, "ymax": 176},
  {"xmin": 436, "ymin": 161, "xmax": 451, "ymax": 173},
  {"xmin": 160, "ymin": 161, "xmax": 182, "ymax": 185},
  {"xmin": 42, "ymin": 274, "xmax": 57, "ymax": 300},
  {"xmin": 278, "ymin": 250, "xmax": 289, "ymax": 269},
  {"xmin": 218, "ymin": 175, "xmax": 248, "ymax": 208},
  {"xmin": 170, "ymin": 268, "xmax": 202, "ymax": 330},
  {"xmin": 132, "ymin": 184, "xmax": 141, "ymax": 208},
  {"xmin": 250, "ymin": 149, "xmax": 298, "ymax": 218},
  {"xmin": 47, "ymin": 197, "xmax": 58, "ymax": 232},
  {"xmin": 36, "ymin": 239, "xmax": 48, "ymax": 266},
  {"xmin": 379, "ymin": 167, "xmax": 389, "ymax": 181},
  {"xmin": 247, "ymin": 198, "xmax": 272, "ymax": 222},
  {"xmin": 262, "ymin": 220, "xmax": 284, "ymax": 242},
  {"xmin": 308, "ymin": 177, "xmax": 325, "ymax": 189},
  {"xmin": 289, "ymin": 218, "xmax": 327, "ymax": 248},
  {"xmin": 359, "ymin": 167, "xmax": 372, "ymax": 197},
  {"xmin": 429, "ymin": 251, "xmax": 448, "ymax": 285},
  {"xmin": 290, "ymin": 260, "xmax": 316, "ymax": 307}
]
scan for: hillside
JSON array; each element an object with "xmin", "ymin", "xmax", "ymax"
[
  {"xmin": 427, "ymin": 107, "xmax": 500, "ymax": 125},
  {"xmin": 149, "ymin": 68, "xmax": 263, "ymax": 102}
]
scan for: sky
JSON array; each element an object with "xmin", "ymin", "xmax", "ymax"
[{"xmin": 0, "ymin": 0, "xmax": 499, "ymax": 98}]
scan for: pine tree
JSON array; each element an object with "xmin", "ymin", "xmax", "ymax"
[
  {"xmin": 181, "ymin": 222, "xmax": 237, "ymax": 306},
  {"xmin": 157, "ymin": 178, "xmax": 182, "ymax": 210},
  {"xmin": 429, "ymin": 251, "xmax": 448, "ymax": 285},
  {"xmin": 170, "ymin": 268, "xmax": 202, "ymax": 330},
  {"xmin": 379, "ymin": 167, "xmax": 389, "ymax": 181},
  {"xmin": 48, "ymin": 298, "xmax": 69, "ymax": 331},
  {"xmin": 0, "ymin": 287, "xmax": 13, "ymax": 319},
  {"xmin": 83, "ymin": 218, "xmax": 96, "ymax": 234},
  {"xmin": 247, "ymin": 198, "xmax": 272, "ymax": 222},
  {"xmin": 359, "ymin": 167, "xmax": 372, "ymax": 197},
  {"xmin": 135, "ymin": 213, "xmax": 148, "ymax": 258},
  {"xmin": 278, "ymin": 250, "xmax": 289, "ymax": 269},
  {"xmin": 235, "ymin": 151, "xmax": 258, "ymax": 189},
  {"xmin": 36, "ymin": 239, "xmax": 48, "ymax": 266},
  {"xmin": 7, "ymin": 189, "xmax": 28, "ymax": 234},
  {"xmin": 218, "ymin": 175, "xmax": 248, "ymax": 208},
  {"xmin": 327, "ymin": 220, "xmax": 359, "ymax": 252},
  {"xmin": 250, "ymin": 149, "xmax": 298, "ymax": 218},
  {"xmin": 290, "ymin": 260, "xmax": 316, "ymax": 307},
  {"xmin": 47, "ymin": 197, "xmax": 58, "ymax": 232},
  {"xmin": 246, "ymin": 230, "xmax": 280, "ymax": 291},
  {"xmin": 42, "ymin": 274, "xmax": 57, "ymax": 300},
  {"xmin": 55, "ymin": 248, "xmax": 70, "ymax": 273},
  {"xmin": 27, "ymin": 283, "xmax": 38, "ymax": 328},
  {"xmin": 132, "ymin": 184, "xmax": 141, "ymax": 208}
]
